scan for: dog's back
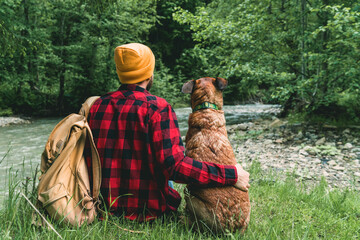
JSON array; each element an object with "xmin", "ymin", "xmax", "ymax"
[{"xmin": 182, "ymin": 77, "xmax": 251, "ymax": 232}]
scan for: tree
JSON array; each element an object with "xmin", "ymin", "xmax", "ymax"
[
  {"xmin": 0, "ymin": 0, "xmax": 158, "ymax": 116},
  {"xmin": 174, "ymin": 0, "xmax": 360, "ymax": 122}
]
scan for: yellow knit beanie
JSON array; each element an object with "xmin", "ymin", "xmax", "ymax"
[{"xmin": 114, "ymin": 43, "xmax": 155, "ymax": 84}]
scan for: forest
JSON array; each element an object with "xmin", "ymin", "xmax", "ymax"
[{"xmin": 0, "ymin": 0, "xmax": 359, "ymax": 123}]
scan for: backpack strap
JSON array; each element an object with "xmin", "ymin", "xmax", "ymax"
[
  {"xmin": 84, "ymin": 124, "xmax": 101, "ymax": 200},
  {"xmin": 79, "ymin": 96, "xmax": 100, "ymax": 119},
  {"xmin": 79, "ymin": 96, "xmax": 101, "ymax": 200}
]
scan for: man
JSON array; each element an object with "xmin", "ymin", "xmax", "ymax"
[{"xmin": 86, "ymin": 43, "xmax": 250, "ymax": 221}]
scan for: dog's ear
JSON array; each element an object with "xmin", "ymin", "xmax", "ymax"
[
  {"xmin": 215, "ymin": 77, "xmax": 228, "ymax": 90},
  {"xmin": 182, "ymin": 80, "xmax": 195, "ymax": 94}
]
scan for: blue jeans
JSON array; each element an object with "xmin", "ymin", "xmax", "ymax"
[{"xmin": 168, "ymin": 180, "xmax": 174, "ymax": 189}]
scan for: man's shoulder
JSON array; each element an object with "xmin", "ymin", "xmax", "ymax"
[
  {"xmin": 94, "ymin": 90, "xmax": 171, "ymax": 111},
  {"xmin": 91, "ymin": 90, "xmax": 120, "ymax": 105},
  {"xmin": 144, "ymin": 93, "xmax": 170, "ymax": 111}
]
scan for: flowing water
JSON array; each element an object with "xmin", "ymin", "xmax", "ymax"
[{"xmin": 0, "ymin": 104, "xmax": 280, "ymax": 205}]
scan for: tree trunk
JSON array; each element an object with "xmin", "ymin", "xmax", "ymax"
[
  {"xmin": 57, "ymin": 15, "xmax": 66, "ymax": 115},
  {"xmin": 320, "ymin": 0, "xmax": 329, "ymax": 95},
  {"xmin": 300, "ymin": 0, "xmax": 307, "ymax": 82}
]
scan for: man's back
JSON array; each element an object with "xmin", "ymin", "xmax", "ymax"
[{"xmin": 87, "ymin": 84, "xmax": 183, "ymax": 221}]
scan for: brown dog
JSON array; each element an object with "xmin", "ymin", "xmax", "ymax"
[{"xmin": 182, "ymin": 77, "xmax": 251, "ymax": 233}]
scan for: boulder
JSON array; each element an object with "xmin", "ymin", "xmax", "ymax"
[
  {"xmin": 344, "ymin": 143, "xmax": 353, "ymax": 150},
  {"xmin": 342, "ymin": 129, "xmax": 351, "ymax": 134},
  {"xmin": 315, "ymin": 137, "xmax": 326, "ymax": 146},
  {"xmin": 328, "ymin": 160, "xmax": 337, "ymax": 166},
  {"xmin": 303, "ymin": 146, "xmax": 318, "ymax": 155},
  {"xmin": 269, "ymin": 118, "xmax": 285, "ymax": 128},
  {"xmin": 299, "ymin": 149, "xmax": 309, "ymax": 156},
  {"xmin": 0, "ymin": 117, "xmax": 30, "ymax": 127},
  {"xmin": 332, "ymin": 166, "xmax": 345, "ymax": 171},
  {"xmin": 264, "ymin": 139, "xmax": 273, "ymax": 145}
]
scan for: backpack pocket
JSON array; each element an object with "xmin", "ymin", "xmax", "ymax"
[
  {"xmin": 38, "ymin": 183, "xmax": 73, "ymax": 222},
  {"xmin": 38, "ymin": 183, "xmax": 68, "ymax": 208},
  {"xmin": 38, "ymin": 182, "xmax": 95, "ymax": 226}
]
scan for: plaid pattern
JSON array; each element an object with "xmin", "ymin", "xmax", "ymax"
[{"xmin": 85, "ymin": 84, "xmax": 237, "ymax": 221}]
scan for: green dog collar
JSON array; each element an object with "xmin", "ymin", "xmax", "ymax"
[{"xmin": 193, "ymin": 102, "xmax": 219, "ymax": 112}]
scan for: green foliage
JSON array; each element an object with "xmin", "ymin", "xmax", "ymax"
[
  {"xmin": 0, "ymin": 0, "xmax": 157, "ymax": 116},
  {"xmin": 148, "ymin": 0, "xmax": 205, "ymax": 68},
  {"xmin": 150, "ymin": 60, "xmax": 189, "ymax": 108},
  {"xmin": 0, "ymin": 0, "xmax": 359, "ymax": 121},
  {"xmin": 174, "ymin": 0, "xmax": 298, "ymax": 102},
  {"xmin": 0, "ymin": 108, "xmax": 13, "ymax": 117},
  {"xmin": 174, "ymin": 0, "xmax": 360, "ymax": 121}
]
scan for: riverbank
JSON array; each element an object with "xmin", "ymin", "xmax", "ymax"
[
  {"xmin": 0, "ymin": 117, "xmax": 30, "ymax": 127},
  {"xmin": 2, "ymin": 113, "xmax": 359, "ymax": 191},
  {"xmin": 228, "ymin": 118, "xmax": 360, "ymax": 191}
]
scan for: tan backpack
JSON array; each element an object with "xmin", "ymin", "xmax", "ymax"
[{"xmin": 37, "ymin": 96, "xmax": 101, "ymax": 226}]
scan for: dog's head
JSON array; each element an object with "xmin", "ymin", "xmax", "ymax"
[{"xmin": 182, "ymin": 77, "xmax": 228, "ymax": 110}]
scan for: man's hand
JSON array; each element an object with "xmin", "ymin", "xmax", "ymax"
[{"xmin": 234, "ymin": 164, "xmax": 250, "ymax": 192}]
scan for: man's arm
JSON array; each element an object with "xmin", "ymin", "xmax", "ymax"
[
  {"xmin": 150, "ymin": 104, "xmax": 249, "ymax": 190},
  {"xmin": 171, "ymin": 155, "xmax": 238, "ymax": 187}
]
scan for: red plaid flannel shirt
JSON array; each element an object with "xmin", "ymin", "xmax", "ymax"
[{"xmin": 86, "ymin": 84, "xmax": 237, "ymax": 221}]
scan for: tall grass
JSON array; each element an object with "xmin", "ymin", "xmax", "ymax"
[{"xmin": 1, "ymin": 162, "xmax": 359, "ymax": 239}]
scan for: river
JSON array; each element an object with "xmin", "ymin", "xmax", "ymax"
[{"xmin": 0, "ymin": 104, "xmax": 280, "ymax": 204}]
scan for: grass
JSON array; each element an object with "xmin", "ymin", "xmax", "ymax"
[{"xmin": 1, "ymin": 162, "xmax": 360, "ymax": 239}]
